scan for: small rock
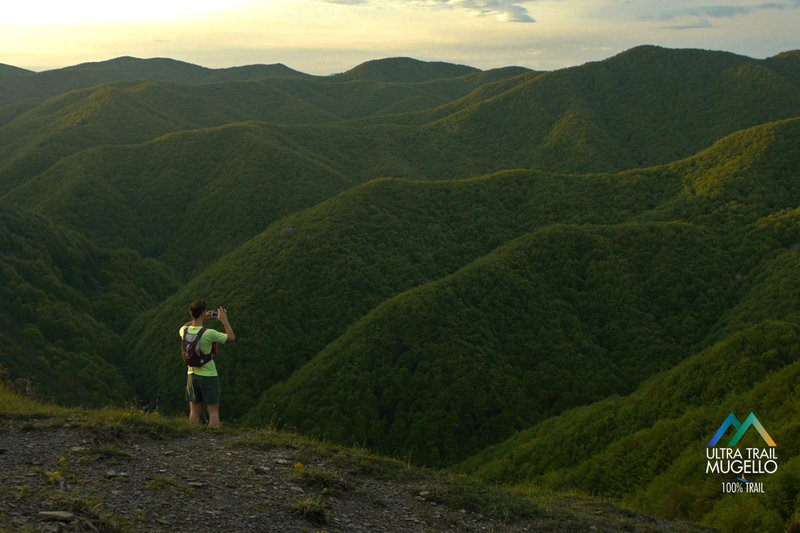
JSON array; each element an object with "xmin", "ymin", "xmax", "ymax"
[
  {"xmin": 288, "ymin": 485, "xmax": 304, "ymax": 493},
  {"xmin": 419, "ymin": 490, "xmax": 430, "ymax": 496},
  {"xmin": 69, "ymin": 446, "xmax": 87, "ymax": 452},
  {"xmin": 274, "ymin": 458, "xmax": 290, "ymax": 465},
  {"xmin": 187, "ymin": 482, "xmax": 204, "ymax": 488},
  {"xmin": 38, "ymin": 511, "xmax": 75, "ymax": 521},
  {"xmin": 254, "ymin": 466, "xmax": 271, "ymax": 474},
  {"xmin": 415, "ymin": 496, "xmax": 426, "ymax": 502}
]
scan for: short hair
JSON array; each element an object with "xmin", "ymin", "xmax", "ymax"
[{"xmin": 189, "ymin": 301, "xmax": 207, "ymax": 319}]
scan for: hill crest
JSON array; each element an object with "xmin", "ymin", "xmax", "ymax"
[
  {"xmin": 335, "ymin": 56, "xmax": 481, "ymax": 82},
  {"xmin": 0, "ymin": 63, "xmax": 33, "ymax": 77},
  {"xmin": 49, "ymin": 55, "xmax": 310, "ymax": 81}
]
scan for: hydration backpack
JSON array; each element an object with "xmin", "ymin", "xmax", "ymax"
[{"xmin": 181, "ymin": 327, "xmax": 217, "ymax": 367}]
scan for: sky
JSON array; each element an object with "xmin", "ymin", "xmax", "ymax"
[{"xmin": 1, "ymin": 0, "xmax": 799, "ymax": 74}]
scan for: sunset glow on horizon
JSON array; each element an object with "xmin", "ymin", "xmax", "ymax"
[{"xmin": 2, "ymin": 0, "xmax": 799, "ymax": 74}]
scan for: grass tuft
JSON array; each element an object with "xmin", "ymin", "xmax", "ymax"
[{"xmin": 290, "ymin": 494, "xmax": 332, "ymax": 526}]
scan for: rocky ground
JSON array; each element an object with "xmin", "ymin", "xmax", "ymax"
[{"xmin": 0, "ymin": 417, "xmax": 710, "ymax": 532}]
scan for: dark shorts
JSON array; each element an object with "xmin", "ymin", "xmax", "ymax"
[{"xmin": 186, "ymin": 374, "xmax": 221, "ymax": 405}]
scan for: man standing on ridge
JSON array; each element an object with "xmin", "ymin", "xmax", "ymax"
[{"xmin": 180, "ymin": 301, "xmax": 235, "ymax": 428}]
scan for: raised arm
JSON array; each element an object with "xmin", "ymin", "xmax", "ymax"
[{"xmin": 217, "ymin": 308, "xmax": 236, "ymax": 343}]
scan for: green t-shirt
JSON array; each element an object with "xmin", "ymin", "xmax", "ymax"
[{"xmin": 179, "ymin": 325, "xmax": 228, "ymax": 377}]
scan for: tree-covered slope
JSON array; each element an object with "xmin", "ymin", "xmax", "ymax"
[
  {"xmin": 764, "ymin": 49, "xmax": 800, "ymax": 87},
  {"xmin": 6, "ymin": 123, "xmax": 357, "ymax": 274},
  {"xmin": 124, "ymin": 118, "xmax": 800, "ymax": 460},
  {"xmin": 0, "ymin": 207, "xmax": 179, "ymax": 406},
  {"xmin": 0, "ymin": 68, "xmax": 529, "ymax": 193},
  {"xmin": 456, "ymin": 254, "xmax": 800, "ymax": 531},
  {"xmin": 0, "ymin": 82, "xmax": 243, "ymax": 191},
  {"xmin": 123, "ymin": 164, "xmax": 679, "ymax": 419},
  {"xmin": 248, "ymin": 118, "xmax": 798, "ymax": 463},
  {"xmin": 0, "ymin": 56, "xmax": 309, "ymax": 108},
  {"xmin": 398, "ymin": 46, "xmax": 799, "ymax": 175},
  {"xmin": 447, "ymin": 119, "xmax": 800, "ymax": 531},
  {"xmin": 21, "ymin": 101, "xmax": 795, "ymax": 284},
  {"xmin": 253, "ymin": 221, "xmax": 749, "ymax": 466},
  {"xmin": 0, "ymin": 63, "xmax": 33, "ymax": 77},
  {"xmin": 5, "ymin": 46, "xmax": 800, "ymax": 200}
]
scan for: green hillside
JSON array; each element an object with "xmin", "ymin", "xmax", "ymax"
[
  {"xmin": 0, "ymin": 82, "xmax": 239, "ymax": 191},
  {"xmin": 0, "ymin": 56, "xmax": 308, "ymax": 108},
  {"xmin": 0, "ymin": 67, "xmax": 528, "ymax": 193},
  {"xmin": 428, "ymin": 46, "xmax": 800, "ymax": 174},
  {"xmin": 0, "ymin": 207, "xmax": 179, "ymax": 406},
  {"xmin": 2, "ymin": 46, "xmax": 800, "ymax": 533},
  {"xmin": 48, "ymin": 56, "xmax": 309, "ymax": 86},
  {"xmin": 127, "ymin": 118, "xmax": 800, "ymax": 460},
  {"xmin": 6, "ymin": 123, "xmax": 358, "ymax": 273},
  {"xmin": 0, "ymin": 63, "xmax": 33, "ymax": 77},
  {"xmin": 8, "ymin": 55, "xmax": 799, "ymax": 279},
  {"xmin": 122, "ymin": 164, "xmax": 680, "ymax": 416},
  {"xmin": 242, "ymin": 112, "xmax": 797, "ymax": 462},
  {"xmin": 252, "ymin": 221, "xmax": 747, "ymax": 465},
  {"xmin": 457, "ymin": 290, "xmax": 800, "ymax": 531},
  {"xmin": 765, "ymin": 49, "xmax": 800, "ymax": 86},
  {"xmin": 448, "ymin": 120, "xmax": 800, "ymax": 531},
  {"xmin": 5, "ymin": 45, "xmax": 800, "ymax": 199}
]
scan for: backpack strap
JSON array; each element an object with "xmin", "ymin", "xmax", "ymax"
[{"xmin": 183, "ymin": 326, "xmax": 206, "ymax": 341}]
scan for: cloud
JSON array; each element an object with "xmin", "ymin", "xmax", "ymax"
[
  {"xmin": 447, "ymin": 0, "xmax": 536, "ymax": 22},
  {"xmin": 661, "ymin": 19, "xmax": 715, "ymax": 30},
  {"xmin": 645, "ymin": 1, "xmax": 799, "ymax": 21},
  {"xmin": 318, "ymin": 0, "xmax": 535, "ymax": 22}
]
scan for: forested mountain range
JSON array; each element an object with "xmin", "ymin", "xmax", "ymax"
[{"xmin": 2, "ymin": 45, "xmax": 800, "ymax": 531}]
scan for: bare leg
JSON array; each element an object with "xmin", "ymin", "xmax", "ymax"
[
  {"xmin": 189, "ymin": 402, "xmax": 203, "ymax": 424},
  {"xmin": 207, "ymin": 404, "xmax": 220, "ymax": 428}
]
